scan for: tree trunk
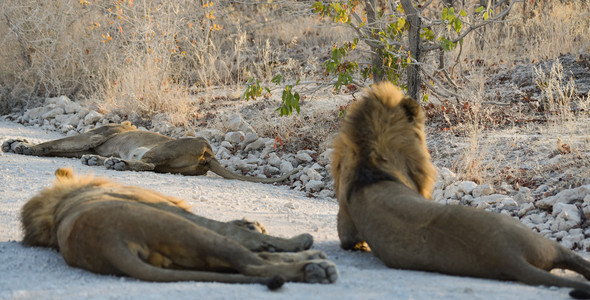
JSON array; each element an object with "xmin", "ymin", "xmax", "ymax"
[
  {"xmin": 365, "ymin": 0, "xmax": 384, "ymax": 83},
  {"xmin": 400, "ymin": 0, "xmax": 421, "ymax": 101}
]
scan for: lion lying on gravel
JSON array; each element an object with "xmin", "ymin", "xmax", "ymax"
[
  {"xmin": 2, "ymin": 122, "xmax": 291, "ymax": 183},
  {"xmin": 21, "ymin": 168, "xmax": 337, "ymax": 289},
  {"xmin": 331, "ymin": 82, "xmax": 590, "ymax": 298}
]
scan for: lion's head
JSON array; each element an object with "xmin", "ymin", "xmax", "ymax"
[{"xmin": 331, "ymin": 82, "xmax": 436, "ymax": 202}]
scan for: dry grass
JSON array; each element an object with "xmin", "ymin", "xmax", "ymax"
[{"xmin": 0, "ymin": 0, "xmax": 346, "ymax": 119}]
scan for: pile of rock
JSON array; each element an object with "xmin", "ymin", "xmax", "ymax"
[{"xmin": 433, "ymin": 167, "xmax": 590, "ymax": 250}]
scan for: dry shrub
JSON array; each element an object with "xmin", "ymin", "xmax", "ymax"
[
  {"xmin": 460, "ymin": 0, "xmax": 590, "ymax": 64},
  {"xmin": 0, "ymin": 0, "xmax": 345, "ymax": 121}
]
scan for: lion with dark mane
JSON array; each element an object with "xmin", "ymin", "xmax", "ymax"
[
  {"xmin": 331, "ymin": 82, "xmax": 590, "ymax": 298},
  {"xmin": 21, "ymin": 168, "xmax": 337, "ymax": 289}
]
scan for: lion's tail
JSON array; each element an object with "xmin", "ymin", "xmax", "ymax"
[{"xmin": 55, "ymin": 167, "xmax": 74, "ymax": 181}]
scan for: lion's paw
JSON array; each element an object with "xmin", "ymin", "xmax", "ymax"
[
  {"xmin": 303, "ymin": 260, "xmax": 338, "ymax": 284},
  {"xmin": 291, "ymin": 233, "xmax": 314, "ymax": 251},
  {"xmin": 300, "ymin": 250, "xmax": 327, "ymax": 260},
  {"xmin": 104, "ymin": 157, "xmax": 127, "ymax": 171},
  {"xmin": 228, "ymin": 218, "xmax": 268, "ymax": 234},
  {"xmin": 2, "ymin": 139, "xmax": 32, "ymax": 154},
  {"xmin": 81, "ymin": 154, "xmax": 101, "ymax": 166}
]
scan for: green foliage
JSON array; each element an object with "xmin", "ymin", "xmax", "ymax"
[
  {"xmin": 242, "ymin": 75, "xmax": 300, "ymax": 117},
  {"xmin": 311, "ymin": 1, "xmax": 487, "ymax": 94}
]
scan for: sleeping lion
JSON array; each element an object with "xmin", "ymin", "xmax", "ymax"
[
  {"xmin": 2, "ymin": 122, "xmax": 292, "ymax": 183},
  {"xmin": 21, "ymin": 168, "xmax": 337, "ymax": 289},
  {"xmin": 330, "ymin": 82, "xmax": 590, "ymax": 298}
]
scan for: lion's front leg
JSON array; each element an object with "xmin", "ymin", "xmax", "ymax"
[
  {"xmin": 257, "ymin": 250, "xmax": 327, "ymax": 263},
  {"xmin": 337, "ymin": 205, "xmax": 369, "ymax": 251},
  {"xmin": 2, "ymin": 139, "xmax": 35, "ymax": 155}
]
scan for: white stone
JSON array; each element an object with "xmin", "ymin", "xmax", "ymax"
[
  {"xmin": 42, "ymin": 107, "xmax": 65, "ymax": 119},
  {"xmin": 220, "ymin": 141, "xmax": 233, "ymax": 149},
  {"xmin": 224, "ymin": 113, "xmax": 255, "ymax": 133},
  {"xmin": 243, "ymin": 132, "xmax": 259, "ymax": 144},
  {"xmin": 443, "ymin": 182, "xmax": 460, "ymax": 200},
  {"xmin": 550, "ymin": 203, "xmax": 581, "ymax": 231},
  {"xmin": 268, "ymin": 153, "xmax": 281, "ymax": 167},
  {"xmin": 83, "ymin": 110, "xmax": 103, "ymax": 125},
  {"xmin": 438, "ymin": 167, "xmax": 457, "ymax": 187},
  {"xmin": 501, "ymin": 198, "xmax": 519, "ymax": 210},
  {"xmin": 279, "ymin": 161, "xmax": 294, "ymax": 174},
  {"xmin": 306, "ymin": 168, "xmax": 323, "ymax": 181},
  {"xmin": 514, "ymin": 187, "xmax": 533, "ymax": 204},
  {"xmin": 295, "ymin": 151, "xmax": 313, "ymax": 163},
  {"xmin": 244, "ymin": 138, "xmax": 268, "ymax": 152},
  {"xmin": 432, "ymin": 189, "xmax": 444, "ymax": 203},
  {"xmin": 517, "ymin": 202, "xmax": 535, "ymax": 217},
  {"xmin": 537, "ymin": 185, "xmax": 590, "ymax": 209},
  {"xmin": 457, "ymin": 181, "xmax": 477, "ymax": 194},
  {"xmin": 305, "ymin": 180, "xmax": 324, "ymax": 192},
  {"xmin": 472, "ymin": 184, "xmax": 494, "ymax": 198},
  {"xmin": 224, "ymin": 131, "xmax": 245, "ymax": 144},
  {"xmin": 318, "ymin": 189, "xmax": 334, "ymax": 199},
  {"xmin": 472, "ymin": 194, "xmax": 510, "ymax": 205}
]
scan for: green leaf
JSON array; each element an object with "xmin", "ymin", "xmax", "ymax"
[
  {"xmin": 475, "ymin": 6, "xmax": 484, "ymax": 13},
  {"xmin": 459, "ymin": 9, "xmax": 467, "ymax": 17}
]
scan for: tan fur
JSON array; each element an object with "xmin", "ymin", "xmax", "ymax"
[
  {"xmin": 21, "ymin": 168, "xmax": 337, "ymax": 288},
  {"xmin": 331, "ymin": 82, "xmax": 590, "ymax": 297},
  {"xmin": 2, "ymin": 121, "xmax": 292, "ymax": 183}
]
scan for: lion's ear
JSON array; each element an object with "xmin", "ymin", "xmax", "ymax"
[
  {"xmin": 400, "ymin": 96, "xmax": 421, "ymax": 122},
  {"xmin": 55, "ymin": 168, "xmax": 74, "ymax": 180}
]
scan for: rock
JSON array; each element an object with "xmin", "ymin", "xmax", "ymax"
[
  {"xmin": 42, "ymin": 107, "xmax": 65, "ymax": 119},
  {"xmin": 457, "ymin": 181, "xmax": 477, "ymax": 194},
  {"xmin": 220, "ymin": 141, "xmax": 232, "ymax": 149},
  {"xmin": 318, "ymin": 189, "xmax": 335, "ymax": 199},
  {"xmin": 514, "ymin": 187, "xmax": 533, "ymax": 204},
  {"xmin": 537, "ymin": 185, "xmax": 590, "ymax": 209},
  {"xmin": 243, "ymin": 132, "xmax": 259, "ymax": 144},
  {"xmin": 501, "ymin": 198, "xmax": 519, "ymax": 210},
  {"xmin": 517, "ymin": 202, "xmax": 536, "ymax": 217},
  {"xmin": 438, "ymin": 167, "xmax": 457, "ymax": 187},
  {"xmin": 195, "ymin": 128, "xmax": 223, "ymax": 141},
  {"xmin": 244, "ymin": 138, "xmax": 268, "ymax": 152},
  {"xmin": 83, "ymin": 110, "xmax": 103, "ymax": 125},
  {"xmin": 305, "ymin": 180, "xmax": 324, "ymax": 192},
  {"xmin": 224, "ymin": 113, "xmax": 255, "ymax": 133},
  {"xmin": 268, "ymin": 153, "xmax": 281, "ymax": 167},
  {"xmin": 224, "ymin": 131, "xmax": 245, "ymax": 144},
  {"xmin": 432, "ymin": 189, "xmax": 444, "ymax": 203},
  {"xmin": 279, "ymin": 161, "xmax": 294, "ymax": 174},
  {"xmin": 295, "ymin": 151, "xmax": 314, "ymax": 163},
  {"xmin": 472, "ymin": 184, "xmax": 494, "ymax": 198},
  {"xmin": 550, "ymin": 203, "xmax": 581, "ymax": 231},
  {"xmin": 443, "ymin": 183, "xmax": 461, "ymax": 200},
  {"xmin": 306, "ymin": 168, "xmax": 323, "ymax": 181},
  {"xmin": 472, "ymin": 194, "xmax": 510, "ymax": 206}
]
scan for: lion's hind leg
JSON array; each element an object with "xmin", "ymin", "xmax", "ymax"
[
  {"xmin": 507, "ymin": 257, "xmax": 590, "ymax": 297},
  {"xmin": 81, "ymin": 154, "xmax": 108, "ymax": 167},
  {"xmin": 103, "ymin": 240, "xmax": 284, "ymax": 289}
]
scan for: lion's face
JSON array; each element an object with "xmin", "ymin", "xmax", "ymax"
[{"xmin": 331, "ymin": 83, "xmax": 436, "ymax": 202}]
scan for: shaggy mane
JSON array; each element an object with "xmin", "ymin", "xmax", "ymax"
[
  {"xmin": 21, "ymin": 168, "xmax": 190, "ymax": 249},
  {"xmin": 331, "ymin": 82, "xmax": 436, "ymax": 201}
]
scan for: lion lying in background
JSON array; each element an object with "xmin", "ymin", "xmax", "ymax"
[
  {"xmin": 2, "ymin": 122, "xmax": 291, "ymax": 183},
  {"xmin": 331, "ymin": 82, "xmax": 590, "ymax": 298},
  {"xmin": 21, "ymin": 168, "xmax": 337, "ymax": 289}
]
